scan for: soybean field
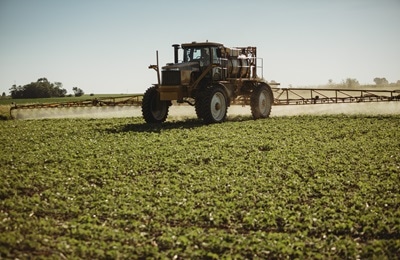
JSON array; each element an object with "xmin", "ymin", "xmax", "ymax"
[{"xmin": 1, "ymin": 115, "xmax": 399, "ymax": 258}]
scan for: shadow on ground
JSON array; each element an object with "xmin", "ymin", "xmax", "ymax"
[{"xmin": 106, "ymin": 115, "xmax": 254, "ymax": 133}]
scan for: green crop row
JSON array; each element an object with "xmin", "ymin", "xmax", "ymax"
[{"xmin": 1, "ymin": 115, "xmax": 399, "ymax": 258}]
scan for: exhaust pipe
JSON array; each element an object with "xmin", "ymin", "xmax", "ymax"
[{"xmin": 172, "ymin": 44, "xmax": 180, "ymax": 64}]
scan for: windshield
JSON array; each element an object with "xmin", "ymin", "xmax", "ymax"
[{"xmin": 183, "ymin": 47, "xmax": 210, "ymax": 66}]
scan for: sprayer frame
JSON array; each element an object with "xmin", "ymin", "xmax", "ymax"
[{"xmin": 148, "ymin": 41, "xmax": 272, "ymax": 105}]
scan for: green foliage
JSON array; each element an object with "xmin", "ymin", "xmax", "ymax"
[
  {"xmin": 0, "ymin": 115, "xmax": 399, "ymax": 258},
  {"xmin": 0, "ymin": 106, "xmax": 11, "ymax": 120},
  {"xmin": 9, "ymin": 78, "xmax": 67, "ymax": 99},
  {"xmin": 72, "ymin": 87, "xmax": 84, "ymax": 97}
]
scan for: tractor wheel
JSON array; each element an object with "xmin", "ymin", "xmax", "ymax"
[
  {"xmin": 200, "ymin": 86, "xmax": 228, "ymax": 123},
  {"xmin": 195, "ymin": 100, "xmax": 203, "ymax": 119},
  {"xmin": 250, "ymin": 83, "xmax": 273, "ymax": 119},
  {"xmin": 142, "ymin": 86, "xmax": 170, "ymax": 123},
  {"xmin": 195, "ymin": 93, "xmax": 205, "ymax": 119}
]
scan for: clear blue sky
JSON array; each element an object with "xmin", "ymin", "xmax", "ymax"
[{"xmin": 1, "ymin": 0, "xmax": 399, "ymax": 95}]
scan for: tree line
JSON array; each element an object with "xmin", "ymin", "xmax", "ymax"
[
  {"xmin": 9, "ymin": 78, "xmax": 84, "ymax": 99},
  {"xmin": 326, "ymin": 77, "xmax": 400, "ymax": 88}
]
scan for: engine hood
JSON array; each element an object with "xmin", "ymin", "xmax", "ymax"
[{"xmin": 162, "ymin": 62, "xmax": 199, "ymax": 71}]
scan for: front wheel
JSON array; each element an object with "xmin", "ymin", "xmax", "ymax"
[
  {"xmin": 142, "ymin": 86, "xmax": 170, "ymax": 123},
  {"xmin": 250, "ymin": 83, "xmax": 273, "ymax": 119},
  {"xmin": 199, "ymin": 86, "xmax": 228, "ymax": 124}
]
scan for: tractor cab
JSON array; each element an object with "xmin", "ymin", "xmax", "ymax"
[
  {"xmin": 183, "ymin": 45, "xmax": 213, "ymax": 68},
  {"xmin": 160, "ymin": 42, "xmax": 224, "ymax": 88},
  {"xmin": 180, "ymin": 42, "xmax": 224, "ymax": 81}
]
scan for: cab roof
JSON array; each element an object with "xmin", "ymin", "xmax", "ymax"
[{"xmin": 181, "ymin": 41, "xmax": 224, "ymax": 48}]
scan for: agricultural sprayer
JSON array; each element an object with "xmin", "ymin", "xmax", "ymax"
[{"xmin": 9, "ymin": 41, "xmax": 400, "ymax": 121}]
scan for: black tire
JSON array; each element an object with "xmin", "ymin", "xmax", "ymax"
[
  {"xmin": 195, "ymin": 92, "xmax": 205, "ymax": 119},
  {"xmin": 250, "ymin": 83, "xmax": 273, "ymax": 119},
  {"xmin": 142, "ymin": 86, "xmax": 170, "ymax": 123},
  {"xmin": 200, "ymin": 86, "xmax": 228, "ymax": 124}
]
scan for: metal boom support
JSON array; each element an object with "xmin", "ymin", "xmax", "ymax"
[
  {"xmin": 8, "ymin": 88, "xmax": 399, "ymax": 119},
  {"xmin": 272, "ymin": 88, "xmax": 400, "ymax": 105},
  {"xmin": 9, "ymin": 95, "xmax": 142, "ymax": 118}
]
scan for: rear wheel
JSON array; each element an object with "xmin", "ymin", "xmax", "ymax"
[
  {"xmin": 200, "ymin": 86, "xmax": 228, "ymax": 123},
  {"xmin": 142, "ymin": 86, "xmax": 170, "ymax": 123},
  {"xmin": 250, "ymin": 83, "xmax": 273, "ymax": 119}
]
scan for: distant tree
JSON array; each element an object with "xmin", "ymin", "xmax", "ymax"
[
  {"xmin": 37, "ymin": 77, "xmax": 48, "ymax": 83},
  {"xmin": 373, "ymin": 77, "xmax": 389, "ymax": 85},
  {"xmin": 1, "ymin": 92, "xmax": 5, "ymax": 98},
  {"xmin": 9, "ymin": 78, "xmax": 68, "ymax": 98},
  {"xmin": 9, "ymin": 84, "xmax": 21, "ymax": 98},
  {"xmin": 343, "ymin": 78, "xmax": 360, "ymax": 88},
  {"xmin": 53, "ymin": 82, "xmax": 67, "ymax": 97},
  {"xmin": 72, "ymin": 87, "xmax": 84, "ymax": 97}
]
